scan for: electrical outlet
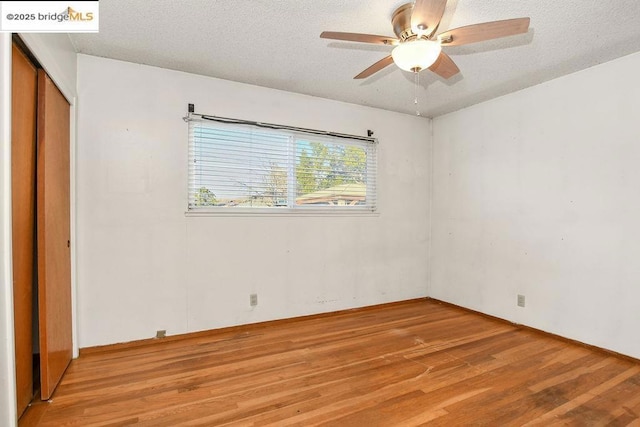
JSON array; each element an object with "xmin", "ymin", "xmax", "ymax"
[
  {"xmin": 250, "ymin": 293, "xmax": 258, "ymax": 307},
  {"xmin": 517, "ymin": 294, "xmax": 525, "ymax": 308},
  {"xmin": 156, "ymin": 330, "xmax": 166, "ymax": 338}
]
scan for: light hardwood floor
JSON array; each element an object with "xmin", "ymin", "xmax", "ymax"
[{"xmin": 20, "ymin": 299, "xmax": 640, "ymax": 426}]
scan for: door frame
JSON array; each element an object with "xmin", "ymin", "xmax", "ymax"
[
  {"xmin": 1, "ymin": 32, "xmax": 19, "ymax": 426},
  {"xmin": 0, "ymin": 32, "xmax": 78, "ymax": 427}
]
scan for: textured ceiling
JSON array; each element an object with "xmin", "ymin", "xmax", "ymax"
[{"xmin": 70, "ymin": 0, "xmax": 640, "ymax": 117}]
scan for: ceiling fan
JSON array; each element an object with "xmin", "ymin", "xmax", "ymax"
[{"xmin": 320, "ymin": 0, "xmax": 530, "ymax": 80}]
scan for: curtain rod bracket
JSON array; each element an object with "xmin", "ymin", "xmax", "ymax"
[{"xmin": 183, "ymin": 104, "xmax": 195, "ymax": 122}]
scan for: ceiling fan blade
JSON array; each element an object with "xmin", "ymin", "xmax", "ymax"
[
  {"xmin": 354, "ymin": 56, "xmax": 394, "ymax": 79},
  {"xmin": 411, "ymin": 0, "xmax": 448, "ymax": 36},
  {"xmin": 428, "ymin": 52, "xmax": 460, "ymax": 79},
  {"xmin": 436, "ymin": 18, "xmax": 530, "ymax": 46},
  {"xmin": 320, "ymin": 31, "xmax": 398, "ymax": 46}
]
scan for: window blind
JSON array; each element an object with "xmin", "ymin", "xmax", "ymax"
[{"xmin": 188, "ymin": 117, "xmax": 377, "ymax": 212}]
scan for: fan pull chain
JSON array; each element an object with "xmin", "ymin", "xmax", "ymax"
[{"xmin": 414, "ymin": 71, "xmax": 421, "ymax": 116}]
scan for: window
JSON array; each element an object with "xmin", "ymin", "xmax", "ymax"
[{"xmin": 187, "ymin": 117, "xmax": 377, "ymax": 213}]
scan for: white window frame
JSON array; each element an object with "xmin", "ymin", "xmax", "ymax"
[{"xmin": 185, "ymin": 115, "xmax": 378, "ymax": 216}]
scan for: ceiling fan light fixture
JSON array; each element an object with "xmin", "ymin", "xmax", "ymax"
[{"xmin": 391, "ymin": 39, "xmax": 442, "ymax": 72}]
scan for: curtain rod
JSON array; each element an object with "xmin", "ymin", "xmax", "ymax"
[{"xmin": 182, "ymin": 107, "xmax": 376, "ymax": 143}]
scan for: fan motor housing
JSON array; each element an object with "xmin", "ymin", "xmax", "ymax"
[{"xmin": 392, "ymin": 3, "xmax": 418, "ymax": 41}]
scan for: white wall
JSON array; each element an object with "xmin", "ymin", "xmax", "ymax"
[
  {"xmin": 431, "ymin": 51, "xmax": 640, "ymax": 359},
  {"xmin": 76, "ymin": 55, "xmax": 431, "ymax": 348},
  {"xmin": 0, "ymin": 33, "xmax": 77, "ymax": 427}
]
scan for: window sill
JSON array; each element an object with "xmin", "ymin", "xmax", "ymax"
[{"xmin": 184, "ymin": 208, "xmax": 379, "ymax": 217}]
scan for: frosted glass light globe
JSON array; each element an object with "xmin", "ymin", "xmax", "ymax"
[{"xmin": 392, "ymin": 40, "xmax": 442, "ymax": 72}]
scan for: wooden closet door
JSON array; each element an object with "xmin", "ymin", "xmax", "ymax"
[
  {"xmin": 37, "ymin": 70, "xmax": 72, "ymax": 400},
  {"xmin": 11, "ymin": 43, "xmax": 38, "ymax": 416}
]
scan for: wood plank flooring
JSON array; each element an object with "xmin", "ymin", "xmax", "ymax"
[{"xmin": 20, "ymin": 299, "xmax": 640, "ymax": 426}]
